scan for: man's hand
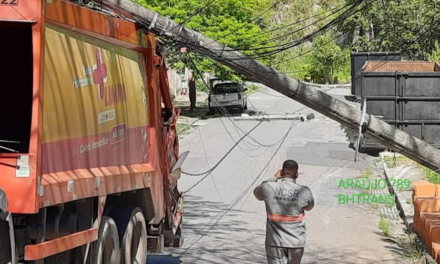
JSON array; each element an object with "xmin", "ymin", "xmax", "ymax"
[{"xmin": 274, "ymin": 170, "xmax": 282, "ymax": 179}]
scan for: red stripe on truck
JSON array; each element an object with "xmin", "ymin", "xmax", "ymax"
[{"xmin": 41, "ymin": 126, "xmax": 151, "ymax": 174}]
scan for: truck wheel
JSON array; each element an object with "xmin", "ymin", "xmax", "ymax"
[
  {"xmin": 0, "ymin": 220, "xmax": 12, "ymax": 264},
  {"xmin": 92, "ymin": 216, "xmax": 120, "ymax": 264},
  {"xmin": 112, "ymin": 207, "xmax": 148, "ymax": 264}
]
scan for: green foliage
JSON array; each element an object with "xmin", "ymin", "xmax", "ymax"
[
  {"xmin": 428, "ymin": 41, "xmax": 440, "ymax": 63},
  {"xmin": 271, "ymin": 0, "xmax": 440, "ymax": 83},
  {"xmin": 379, "ymin": 216, "xmax": 391, "ymax": 237},
  {"xmin": 195, "ymin": 79, "xmax": 208, "ymax": 92},
  {"xmin": 340, "ymin": 0, "xmax": 440, "ymax": 60},
  {"xmin": 245, "ymin": 84, "xmax": 259, "ymax": 94},
  {"xmin": 134, "ymin": 0, "xmax": 440, "ymax": 85},
  {"xmin": 309, "ymin": 34, "xmax": 349, "ymax": 84},
  {"xmin": 275, "ymin": 36, "xmax": 350, "ymax": 84},
  {"xmin": 267, "ymin": 2, "xmax": 352, "ymax": 84},
  {"xmin": 135, "ymin": 0, "xmax": 273, "ymax": 80},
  {"xmin": 360, "ymin": 168, "xmax": 373, "ymax": 179},
  {"xmin": 418, "ymin": 164, "xmax": 440, "ymax": 184}
]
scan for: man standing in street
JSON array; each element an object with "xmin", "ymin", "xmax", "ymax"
[
  {"xmin": 188, "ymin": 74, "xmax": 196, "ymax": 112},
  {"xmin": 254, "ymin": 160, "xmax": 314, "ymax": 264}
]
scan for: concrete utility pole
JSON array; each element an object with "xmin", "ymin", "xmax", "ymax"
[{"xmin": 107, "ymin": 0, "xmax": 440, "ymax": 171}]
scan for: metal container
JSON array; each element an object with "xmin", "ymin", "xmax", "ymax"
[
  {"xmin": 360, "ymin": 61, "xmax": 440, "ymax": 149},
  {"xmin": 351, "ymin": 52, "xmax": 401, "ymax": 97}
]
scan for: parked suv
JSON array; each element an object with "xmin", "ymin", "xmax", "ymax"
[{"xmin": 208, "ymin": 80, "xmax": 248, "ymax": 114}]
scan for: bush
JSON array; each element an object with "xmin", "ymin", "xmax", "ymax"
[
  {"xmin": 309, "ymin": 35, "xmax": 350, "ymax": 84},
  {"xmin": 276, "ymin": 36, "xmax": 350, "ymax": 84}
]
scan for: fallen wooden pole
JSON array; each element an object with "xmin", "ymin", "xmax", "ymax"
[{"xmin": 107, "ymin": 0, "xmax": 440, "ymax": 171}]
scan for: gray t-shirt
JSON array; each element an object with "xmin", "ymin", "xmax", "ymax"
[{"xmin": 254, "ymin": 177, "xmax": 314, "ymax": 248}]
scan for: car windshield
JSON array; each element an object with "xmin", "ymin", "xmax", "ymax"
[{"xmin": 212, "ymin": 83, "xmax": 241, "ymax": 94}]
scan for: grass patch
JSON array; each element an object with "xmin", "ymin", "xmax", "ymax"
[
  {"xmin": 360, "ymin": 168, "xmax": 373, "ymax": 179},
  {"xmin": 245, "ymin": 84, "xmax": 259, "ymax": 95},
  {"xmin": 402, "ymin": 233, "xmax": 424, "ymax": 260},
  {"xmin": 383, "ymin": 156, "xmax": 409, "ymax": 168},
  {"xmin": 417, "ymin": 164, "xmax": 440, "ymax": 184},
  {"xmin": 379, "ymin": 216, "xmax": 392, "ymax": 237},
  {"xmin": 176, "ymin": 123, "xmax": 187, "ymax": 135},
  {"xmin": 373, "ymin": 157, "xmax": 382, "ymax": 167}
]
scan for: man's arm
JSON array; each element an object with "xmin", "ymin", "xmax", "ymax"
[
  {"xmin": 303, "ymin": 187, "xmax": 315, "ymax": 211},
  {"xmin": 254, "ymin": 177, "xmax": 278, "ymax": 201}
]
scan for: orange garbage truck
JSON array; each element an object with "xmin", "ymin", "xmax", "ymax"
[{"xmin": 0, "ymin": 0, "xmax": 186, "ymax": 263}]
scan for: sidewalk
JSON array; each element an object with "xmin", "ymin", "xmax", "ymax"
[
  {"xmin": 174, "ymin": 91, "xmax": 208, "ymax": 106},
  {"xmin": 380, "ymin": 152, "xmax": 438, "ymax": 263}
]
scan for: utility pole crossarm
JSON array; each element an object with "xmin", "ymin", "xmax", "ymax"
[{"xmin": 107, "ymin": 0, "xmax": 440, "ymax": 171}]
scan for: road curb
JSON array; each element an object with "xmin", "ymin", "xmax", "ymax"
[
  {"xmin": 380, "ymin": 153, "xmax": 411, "ymax": 228},
  {"xmin": 380, "ymin": 153, "xmax": 437, "ymax": 264}
]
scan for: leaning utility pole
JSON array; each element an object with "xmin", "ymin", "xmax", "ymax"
[{"xmin": 107, "ymin": 0, "xmax": 440, "ymax": 171}]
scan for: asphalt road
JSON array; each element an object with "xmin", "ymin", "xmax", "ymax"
[{"xmin": 148, "ymin": 85, "xmax": 409, "ymax": 264}]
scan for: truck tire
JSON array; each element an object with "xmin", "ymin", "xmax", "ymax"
[
  {"xmin": 111, "ymin": 207, "xmax": 147, "ymax": 264},
  {"xmin": 92, "ymin": 216, "xmax": 120, "ymax": 264},
  {"xmin": 0, "ymin": 220, "xmax": 12, "ymax": 264}
]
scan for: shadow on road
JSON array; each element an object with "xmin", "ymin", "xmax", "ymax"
[
  {"xmin": 147, "ymin": 254, "xmax": 182, "ymax": 264},
  {"xmin": 165, "ymin": 194, "xmax": 269, "ymax": 263}
]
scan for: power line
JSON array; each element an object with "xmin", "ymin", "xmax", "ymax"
[
  {"xmin": 197, "ymin": 3, "xmax": 348, "ymax": 52},
  {"xmin": 240, "ymin": 3, "xmax": 348, "ymax": 43},
  {"xmin": 194, "ymin": 124, "xmax": 228, "ymax": 208},
  {"xmin": 163, "ymin": 0, "xmax": 368, "ymax": 71},
  {"xmin": 182, "ymin": 121, "xmax": 261, "ymax": 178},
  {"xmin": 236, "ymin": 3, "xmax": 351, "ymax": 51},
  {"xmin": 189, "ymin": 0, "xmax": 368, "ymax": 61},
  {"xmin": 185, "ymin": 53, "xmax": 291, "ymax": 149},
  {"xmin": 183, "ymin": 2, "xmax": 357, "ymax": 56},
  {"xmin": 183, "ymin": 55, "xmax": 268, "ymax": 153},
  {"xmin": 250, "ymin": 0, "xmax": 282, "ymax": 23},
  {"xmin": 182, "ymin": 119, "xmax": 298, "ymax": 253},
  {"xmin": 272, "ymin": 33, "xmax": 342, "ymax": 67},
  {"xmin": 238, "ymin": 120, "xmax": 296, "ymax": 209},
  {"xmin": 191, "ymin": 53, "xmax": 302, "ymax": 148}
]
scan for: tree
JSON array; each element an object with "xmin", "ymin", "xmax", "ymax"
[
  {"xmin": 136, "ymin": 0, "xmax": 273, "ymax": 80},
  {"xmin": 340, "ymin": 0, "xmax": 440, "ymax": 60},
  {"xmin": 310, "ymin": 34, "xmax": 347, "ymax": 84}
]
